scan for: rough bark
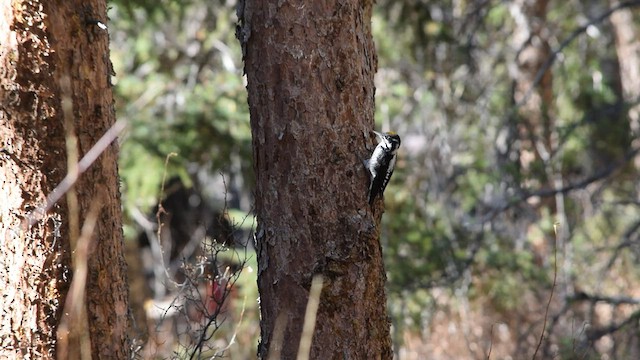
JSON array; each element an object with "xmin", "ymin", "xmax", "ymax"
[
  {"xmin": 0, "ymin": 1, "xmax": 130, "ymax": 358},
  {"xmin": 241, "ymin": 0, "xmax": 392, "ymax": 359}
]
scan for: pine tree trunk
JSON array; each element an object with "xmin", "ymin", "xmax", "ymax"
[
  {"xmin": 0, "ymin": 1, "xmax": 130, "ymax": 358},
  {"xmin": 240, "ymin": 0, "xmax": 392, "ymax": 358}
]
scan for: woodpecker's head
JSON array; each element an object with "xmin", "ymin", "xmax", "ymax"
[{"xmin": 373, "ymin": 131, "xmax": 401, "ymax": 152}]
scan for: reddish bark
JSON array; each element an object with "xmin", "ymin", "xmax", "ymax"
[
  {"xmin": 242, "ymin": 1, "xmax": 392, "ymax": 358},
  {"xmin": 0, "ymin": 1, "xmax": 130, "ymax": 358}
]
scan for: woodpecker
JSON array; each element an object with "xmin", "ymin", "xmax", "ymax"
[{"xmin": 366, "ymin": 131, "xmax": 401, "ymax": 204}]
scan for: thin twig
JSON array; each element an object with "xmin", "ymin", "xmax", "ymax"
[
  {"xmin": 156, "ymin": 152, "xmax": 178, "ymax": 244},
  {"xmin": 188, "ymin": 258, "xmax": 247, "ymax": 359},
  {"xmin": 213, "ymin": 296, "xmax": 248, "ymax": 357},
  {"xmin": 533, "ymin": 222, "xmax": 559, "ymax": 359},
  {"xmin": 149, "ymin": 152, "xmax": 179, "ymax": 297}
]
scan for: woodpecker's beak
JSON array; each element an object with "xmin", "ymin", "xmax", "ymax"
[{"xmin": 372, "ymin": 130, "xmax": 384, "ymax": 138}]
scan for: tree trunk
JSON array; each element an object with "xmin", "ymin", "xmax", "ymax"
[
  {"xmin": 609, "ymin": 2, "xmax": 640, "ymax": 167},
  {"xmin": 510, "ymin": 0, "xmax": 554, "ymax": 176},
  {"xmin": 0, "ymin": 1, "xmax": 130, "ymax": 358},
  {"xmin": 240, "ymin": 0, "xmax": 392, "ymax": 358}
]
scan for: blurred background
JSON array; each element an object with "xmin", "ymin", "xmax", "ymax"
[{"xmin": 109, "ymin": 0, "xmax": 640, "ymax": 358}]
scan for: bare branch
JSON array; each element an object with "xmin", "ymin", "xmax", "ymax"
[
  {"xmin": 569, "ymin": 292, "xmax": 640, "ymax": 306},
  {"xmin": 514, "ymin": 0, "xmax": 640, "ymax": 112},
  {"xmin": 27, "ymin": 119, "xmax": 127, "ymax": 228},
  {"xmin": 586, "ymin": 309, "xmax": 640, "ymax": 341},
  {"xmin": 486, "ymin": 147, "xmax": 640, "ymax": 218}
]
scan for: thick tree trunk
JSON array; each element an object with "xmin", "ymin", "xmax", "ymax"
[
  {"xmin": 0, "ymin": 1, "xmax": 130, "ymax": 358},
  {"xmin": 240, "ymin": 0, "xmax": 392, "ymax": 359}
]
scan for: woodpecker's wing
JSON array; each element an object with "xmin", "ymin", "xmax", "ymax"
[{"xmin": 368, "ymin": 150, "xmax": 396, "ymax": 204}]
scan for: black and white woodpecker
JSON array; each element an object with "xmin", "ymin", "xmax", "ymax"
[{"xmin": 365, "ymin": 130, "xmax": 401, "ymax": 204}]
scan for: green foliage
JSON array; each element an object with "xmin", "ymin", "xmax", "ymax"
[
  {"xmin": 383, "ymin": 198, "xmax": 449, "ymax": 291},
  {"xmin": 373, "ymin": 2, "xmax": 640, "ymax": 355},
  {"xmin": 111, "ymin": 0, "xmax": 640, "ymax": 356},
  {"xmin": 110, "ymin": 0, "xmax": 251, "ymax": 219}
]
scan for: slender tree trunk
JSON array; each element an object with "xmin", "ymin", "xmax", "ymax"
[
  {"xmin": 0, "ymin": 1, "xmax": 130, "ymax": 358},
  {"xmin": 240, "ymin": 0, "xmax": 392, "ymax": 358},
  {"xmin": 510, "ymin": 0, "xmax": 554, "ymax": 176},
  {"xmin": 509, "ymin": 1, "xmax": 573, "ymax": 354},
  {"xmin": 609, "ymin": 2, "xmax": 640, "ymax": 167}
]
